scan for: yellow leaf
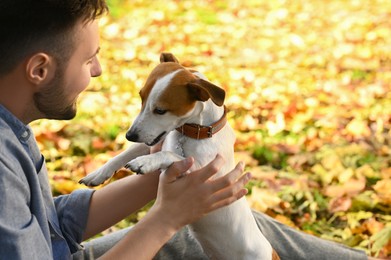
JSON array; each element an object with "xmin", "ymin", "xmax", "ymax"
[
  {"xmin": 266, "ymin": 112, "xmax": 285, "ymax": 136},
  {"xmin": 373, "ymin": 179, "xmax": 391, "ymax": 204},
  {"xmin": 345, "ymin": 118, "xmax": 371, "ymax": 138},
  {"xmin": 52, "ymin": 179, "xmax": 86, "ymax": 195}
]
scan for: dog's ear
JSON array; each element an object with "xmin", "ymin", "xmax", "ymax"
[
  {"xmin": 160, "ymin": 53, "xmax": 179, "ymax": 63},
  {"xmin": 187, "ymin": 79, "xmax": 225, "ymax": 106}
]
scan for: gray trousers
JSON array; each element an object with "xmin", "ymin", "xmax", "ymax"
[{"xmin": 73, "ymin": 211, "xmax": 367, "ymax": 260}]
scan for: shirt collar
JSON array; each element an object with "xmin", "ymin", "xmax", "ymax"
[{"xmin": 0, "ymin": 104, "xmax": 31, "ymax": 142}]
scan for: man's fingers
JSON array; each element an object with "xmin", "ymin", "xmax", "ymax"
[
  {"xmin": 208, "ymin": 171, "xmax": 251, "ymax": 206},
  {"xmin": 162, "ymin": 157, "xmax": 194, "ymax": 183},
  {"xmin": 209, "ymin": 185, "xmax": 249, "ymax": 212},
  {"xmin": 196, "ymin": 154, "xmax": 225, "ymax": 182},
  {"xmin": 209, "ymin": 161, "xmax": 245, "ymax": 193}
]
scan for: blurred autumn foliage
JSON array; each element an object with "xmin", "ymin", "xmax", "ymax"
[{"xmin": 31, "ymin": 0, "xmax": 390, "ymax": 257}]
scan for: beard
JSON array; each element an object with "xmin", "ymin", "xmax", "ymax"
[{"xmin": 33, "ymin": 65, "xmax": 77, "ymax": 120}]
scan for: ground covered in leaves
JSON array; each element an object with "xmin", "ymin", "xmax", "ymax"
[{"xmin": 32, "ymin": 0, "xmax": 390, "ymax": 257}]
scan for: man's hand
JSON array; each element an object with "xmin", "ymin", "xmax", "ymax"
[{"xmin": 150, "ymin": 154, "xmax": 251, "ymax": 231}]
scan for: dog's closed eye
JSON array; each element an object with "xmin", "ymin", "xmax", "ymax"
[{"xmin": 153, "ymin": 107, "xmax": 167, "ymax": 115}]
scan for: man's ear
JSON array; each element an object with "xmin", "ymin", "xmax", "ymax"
[{"xmin": 25, "ymin": 53, "xmax": 55, "ymax": 87}]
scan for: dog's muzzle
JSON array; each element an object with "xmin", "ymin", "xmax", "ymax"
[
  {"xmin": 126, "ymin": 131, "xmax": 138, "ymax": 142},
  {"xmin": 126, "ymin": 130, "xmax": 166, "ymax": 146}
]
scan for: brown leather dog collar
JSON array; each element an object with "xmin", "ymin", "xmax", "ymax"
[{"xmin": 176, "ymin": 106, "xmax": 227, "ymax": 139}]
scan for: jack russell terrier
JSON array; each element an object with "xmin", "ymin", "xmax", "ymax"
[{"xmin": 80, "ymin": 53, "xmax": 280, "ymax": 260}]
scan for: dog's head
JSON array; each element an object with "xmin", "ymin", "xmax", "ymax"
[{"xmin": 126, "ymin": 53, "xmax": 225, "ymax": 146}]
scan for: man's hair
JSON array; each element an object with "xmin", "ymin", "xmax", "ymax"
[{"xmin": 0, "ymin": 0, "xmax": 108, "ymax": 76}]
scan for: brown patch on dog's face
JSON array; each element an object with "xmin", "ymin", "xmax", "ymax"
[
  {"xmin": 139, "ymin": 59, "xmax": 225, "ymax": 117},
  {"xmin": 139, "ymin": 62, "xmax": 198, "ymax": 116},
  {"xmin": 157, "ymin": 69, "xmax": 199, "ymax": 116},
  {"xmin": 139, "ymin": 62, "xmax": 185, "ymax": 107}
]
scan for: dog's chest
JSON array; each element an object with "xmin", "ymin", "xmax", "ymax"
[
  {"xmin": 163, "ymin": 127, "xmax": 236, "ymax": 177},
  {"xmin": 163, "ymin": 131, "xmax": 194, "ymax": 157},
  {"xmin": 163, "ymin": 131, "xmax": 217, "ymax": 168},
  {"xmin": 172, "ymin": 133, "xmax": 187, "ymax": 157}
]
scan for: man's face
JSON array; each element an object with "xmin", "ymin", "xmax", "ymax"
[{"xmin": 34, "ymin": 20, "xmax": 102, "ymax": 120}]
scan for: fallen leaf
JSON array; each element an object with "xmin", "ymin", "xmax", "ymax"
[
  {"xmin": 329, "ymin": 196, "xmax": 352, "ymax": 213},
  {"xmin": 373, "ymin": 179, "xmax": 391, "ymax": 204},
  {"xmin": 324, "ymin": 178, "xmax": 366, "ymax": 198}
]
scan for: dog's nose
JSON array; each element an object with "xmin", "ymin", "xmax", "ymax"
[{"xmin": 126, "ymin": 131, "xmax": 138, "ymax": 142}]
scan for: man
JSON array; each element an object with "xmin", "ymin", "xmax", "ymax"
[
  {"xmin": 0, "ymin": 1, "xmax": 249, "ymax": 259},
  {"xmin": 0, "ymin": 0, "xmax": 372, "ymax": 259}
]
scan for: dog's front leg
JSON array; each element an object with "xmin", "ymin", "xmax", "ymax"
[
  {"xmin": 79, "ymin": 143, "xmax": 150, "ymax": 186},
  {"xmin": 126, "ymin": 151, "xmax": 184, "ymax": 175}
]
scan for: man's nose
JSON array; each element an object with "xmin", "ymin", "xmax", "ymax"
[{"xmin": 91, "ymin": 56, "xmax": 102, "ymax": 77}]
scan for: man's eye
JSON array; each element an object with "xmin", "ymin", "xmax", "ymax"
[{"xmin": 153, "ymin": 108, "xmax": 167, "ymax": 115}]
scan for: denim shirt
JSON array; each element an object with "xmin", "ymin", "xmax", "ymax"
[{"xmin": 0, "ymin": 104, "xmax": 94, "ymax": 259}]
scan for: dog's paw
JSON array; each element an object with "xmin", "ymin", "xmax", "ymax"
[
  {"xmin": 125, "ymin": 156, "xmax": 160, "ymax": 175},
  {"xmin": 79, "ymin": 167, "xmax": 116, "ymax": 186}
]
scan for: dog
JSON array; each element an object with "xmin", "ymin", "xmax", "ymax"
[{"xmin": 80, "ymin": 53, "xmax": 280, "ymax": 260}]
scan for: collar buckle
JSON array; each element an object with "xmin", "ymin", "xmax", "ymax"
[{"xmin": 207, "ymin": 126, "xmax": 213, "ymax": 138}]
